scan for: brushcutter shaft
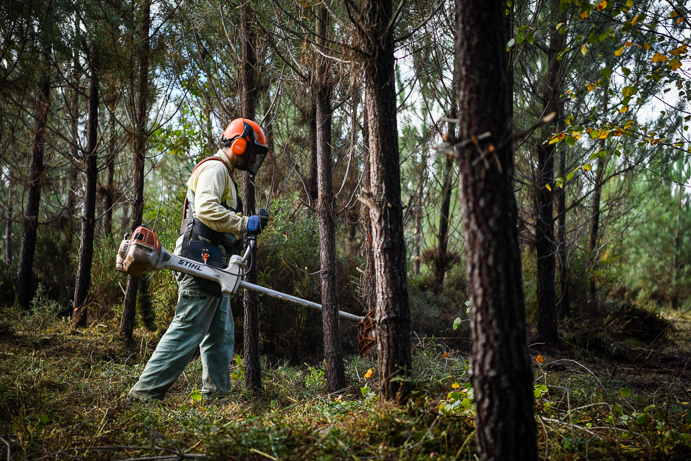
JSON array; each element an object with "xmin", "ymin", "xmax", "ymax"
[{"xmin": 239, "ymin": 281, "xmax": 364, "ymax": 323}]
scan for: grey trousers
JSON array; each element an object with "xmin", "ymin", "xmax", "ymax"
[{"xmin": 128, "ymin": 280, "xmax": 235, "ymax": 402}]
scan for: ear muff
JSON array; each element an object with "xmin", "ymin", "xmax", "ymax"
[
  {"xmin": 229, "ymin": 122, "xmax": 256, "ymax": 156},
  {"xmin": 231, "ymin": 136, "xmax": 247, "ymax": 155}
]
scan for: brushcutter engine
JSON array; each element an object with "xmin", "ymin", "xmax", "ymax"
[{"xmin": 116, "ymin": 226, "xmax": 376, "ymax": 355}]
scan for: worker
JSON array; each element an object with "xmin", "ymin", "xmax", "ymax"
[{"xmin": 128, "ymin": 118, "xmax": 270, "ymax": 402}]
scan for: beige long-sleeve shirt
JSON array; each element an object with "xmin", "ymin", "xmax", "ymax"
[{"xmin": 186, "ymin": 150, "xmax": 248, "ymax": 239}]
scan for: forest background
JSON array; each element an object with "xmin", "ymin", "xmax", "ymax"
[{"xmin": 1, "ymin": 0, "xmax": 691, "ymax": 459}]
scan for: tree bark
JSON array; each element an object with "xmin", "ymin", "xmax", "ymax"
[
  {"xmin": 433, "ymin": 152, "xmax": 453, "ymax": 294},
  {"xmin": 103, "ymin": 99, "xmax": 117, "ymax": 239},
  {"xmin": 308, "ymin": 102, "xmax": 319, "ymax": 204},
  {"xmin": 535, "ymin": 3, "xmax": 566, "ymax": 345},
  {"xmin": 120, "ymin": 0, "xmax": 150, "ymax": 340},
  {"xmin": 361, "ymin": 103, "xmax": 376, "ymax": 315},
  {"xmin": 588, "ymin": 155, "xmax": 605, "ymax": 302},
  {"xmin": 4, "ymin": 185, "xmax": 12, "ymax": 264},
  {"xmin": 315, "ymin": 6, "xmax": 345, "ymax": 395},
  {"xmin": 240, "ymin": 0, "xmax": 261, "ymax": 392},
  {"xmin": 73, "ymin": 69, "xmax": 100, "ymax": 327},
  {"xmin": 16, "ymin": 72, "xmax": 50, "ymax": 310},
  {"xmin": 412, "ymin": 170, "xmax": 423, "ymax": 276},
  {"xmin": 360, "ymin": 0, "xmax": 411, "ymax": 402},
  {"xmin": 671, "ymin": 185, "xmax": 682, "ymax": 310},
  {"xmin": 456, "ymin": 0, "xmax": 538, "ymax": 458},
  {"xmin": 556, "ymin": 143, "xmax": 570, "ymax": 318}
]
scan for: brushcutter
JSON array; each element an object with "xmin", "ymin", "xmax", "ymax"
[{"xmin": 116, "ymin": 226, "xmax": 376, "ymax": 356}]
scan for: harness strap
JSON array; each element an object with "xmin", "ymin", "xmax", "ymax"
[{"xmin": 179, "ymin": 156, "xmax": 239, "ymax": 259}]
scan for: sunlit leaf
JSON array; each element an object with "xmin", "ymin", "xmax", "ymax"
[
  {"xmin": 546, "ymin": 184, "xmax": 552, "ymax": 191},
  {"xmin": 453, "ymin": 317, "xmax": 461, "ymax": 331},
  {"xmin": 595, "ymin": 0, "xmax": 607, "ymax": 11},
  {"xmin": 190, "ymin": 390, "xmax": 202, "ymax": 401},
  {"xmin": 580, "ymin": 44, "xmax": 587, "ymax": 55},
  {"xmin": 586, "ymin": 82, "xmax": 595, "ymax": 92},
  {"xmin": 670, "ymin": 44, "xmax": 687, "ymax": 56},
  {"xmin": 452, "ymin": 383, "xmax": 460, "ymax": 389},
  {"xmin": 572, "ymin": 131, "xmax": 582, "ymax": 140},
  {"xmin": 651, "ymin": 52, "xmax": 668, "ymax": 63},
  {"xmin": 614, "ymin": 46, "xmax": 625, "ymax": 56},
  {"xmin": 364, "ymin": 368, "xmax": 373, "ymax": 378},
  {"xmin": 583, "ymin": 163, "xmax": 592, "ymax": 172},
  {"xmin": 360, "ymin": 386, "xmax": 370, "ymax": 396},
  {"xmin": 599, "ymin": 131, "xmax": 609, "ymax": 139}
]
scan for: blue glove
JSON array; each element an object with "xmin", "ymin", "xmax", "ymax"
[{"xmin": 247, "ymin": 208, "xmax": 269, "ymax": 233}]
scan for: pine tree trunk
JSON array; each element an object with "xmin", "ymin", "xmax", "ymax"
[
  {"xmin": 588, "ymin": 155, "xmax": 604, "ymax": 302},
  {"xmin": 671, "ymin": 185, "xmax": 682, "ymax": 310},
  {"xmin": 361, "ymin": 0, "xmax": 411, "ymax": 402},
  {"xmin": 4, "ymin": 185, "xmax": 12, "ymax": 264},
  {"xmin": 315, "ymin": 6, "xmax": 345, "ymax": 395},
  {"xmin": 308, "ymin": 103, "xmax": 319, "ymax": 205},
  {"xmin": 73, "ymin": 70, "xmax": 99, "ymax": 327},
  {"xmin": 556, "ymin": 144, "xmax": 570, "ymax": 318},
  {"xmin": 103, "ymin": 100, "xmax": 117, "ymax": 239},
  {"xmin": 535, "ymin": 3, "xmax": 566, "ymax": 345},
  {"xmin": 456, "ymin": 0, "xmax": 538, "ymax": 458},
  {"xmin": 433, "ymin": 154, "xmax": 453, "ymax": 293},
  {"xmin": 412, "ymin": 175, "xmax": 423, "ymax": 276},
  {"xmin": 120, "ymin": 0, "xmax": 150, "ymax": 340},
  {"xmin": 240, "ymin": 0, "xmax": 261, "ymax": 392},
  {"xmin": 362, "ymin": 104, "xmax": 376, "ymax": 315},
  {"xmin": 16, "ymin": 72, "xmax": 50, "ymax": 310}
]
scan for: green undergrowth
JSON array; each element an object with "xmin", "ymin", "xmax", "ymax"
[{"xmin": 0, "ymin": 306, "xmax": 690, "ymax": 460}]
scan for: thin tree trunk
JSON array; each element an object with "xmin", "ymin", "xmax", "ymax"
[
  {"xmin": 362, "ymin": 103, "xmax": 376, "ymax": 315},
  {"xmin": 433, "ymin": 152, "xmax": 453, "ymax": 294},
  {"xmin": 240, "ymin": 0, "xmax": 261, "ymax": 392},
  {"xmin": 73, "ymin": 69, "xmax": 100, "ymax": 327},
  {"xmin": 671, "ymin": 185, "xmax": 682, "ymax": 310},
  {"xmin": 315, "ymin": 6, "xmax": 345, "ymax": 394},
  {"xmin": 588, "ymin": 154, "xmax": 605, "ymax": 302},
  {"xmin": 360, "ymin": 0, "xmax": 411, "ymax": 402},
  {"xmin": 556, "ymin": 142, "xmax": 570, "ymax": 318},
  {"xmin": 103, "ymin": 100, "xmax": 117, "ymax": 239},
  {"xmin": 456, "ymin": 0, "xmax": 538, "ymax": 458},
  {"xmin": 308, "ymin": 102, "xmax": 318, "ymax": 204},
  {"xmin": 412, "ymin": 173, "xmax": 423, "ymax": 276},
  {"xmin": 120, "ymin": 0, "xmax": 150, "ymax": 340},
  {"xmin": 16, "ymin": 72, "xmax": 50, "ymax": 310},
  {"xmin": 535, "ymin": 3, "xmax": 566, "ymax": 345},
  {"xmin": 4, "ymin": 185, "xmax": 12, "ymax": 264}
]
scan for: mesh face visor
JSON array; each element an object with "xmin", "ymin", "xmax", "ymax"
[{"xmin": 247, "ymin": 147, "xmax": 268, "ymax": 177}]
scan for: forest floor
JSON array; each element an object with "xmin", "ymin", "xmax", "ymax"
[{"xmin": 0, "ymin": 302, "xmax": 690, "ymax": 460}]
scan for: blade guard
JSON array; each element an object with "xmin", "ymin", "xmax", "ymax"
[{"xmin": 116, "ymin": 226, "xmax": 162, "ymax": 277}]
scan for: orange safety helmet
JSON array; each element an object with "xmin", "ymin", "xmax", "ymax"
[
  {"xmin": 221, "ymin": 118, "xmax": 267, "ymax": 156},
  {"xmin": 221, "ymin": 118, "xmax": 269, "ymax": 176}
]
